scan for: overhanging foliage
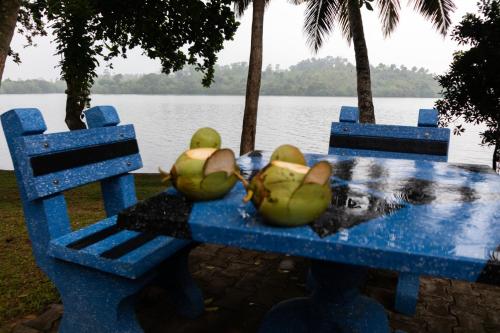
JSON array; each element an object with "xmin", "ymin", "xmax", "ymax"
[{"xmin": 436, "ymin": 0, "xmax": 500, "ymax": 168}]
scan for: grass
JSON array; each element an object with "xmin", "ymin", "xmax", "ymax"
[{"xmin": 0, "ymin": 170, "xmax": 165, "ymax": 327}]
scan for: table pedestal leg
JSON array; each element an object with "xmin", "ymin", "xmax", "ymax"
[
  {"xmin": 259, "ymin": 261, "xmax": 390, "ymax": 333},
  {"xmin": 395, "ymin": 272, "xmax": 419, "ymax": 315},
  {"xmin": 156, "ymin": 244, "xmax": 204, "ymax": 319}
]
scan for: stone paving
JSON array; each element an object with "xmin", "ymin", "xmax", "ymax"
[{"xmin": 8, "ymin": 244, "xmax": 500, "ymax": 333}]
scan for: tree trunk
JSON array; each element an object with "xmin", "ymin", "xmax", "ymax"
[
  {"xmin": 494, "ymin": 140, "xmax": 499, "ymax": 174},
  {"xmin": 65, "ymin": 78, "xmax": 87, "ymax": 130},
  {"xmin": 0, "ymin": 0, "xmax": 21, "ymax": 85},
  {"xmin": 347, "ymin": 0, "xmax": 375, "ymax": 123},
  {"xmin": 240, "ymin": 0, "xmax": 265, "ymax": 155}
]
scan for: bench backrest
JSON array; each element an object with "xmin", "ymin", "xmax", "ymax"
[
  {"xmin": 1, "ymin": 106, "xmax": 142, "ymax": 272},
  {"xmin": 328, "ymin": 106, "xmax": 450, "ymax": 162}
]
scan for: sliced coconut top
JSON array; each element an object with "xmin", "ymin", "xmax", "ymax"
[
  {"xmin": 203, "ymin": 148, "xmax": 236, "ymax": 176},
  {"xmin": 303, "ymin": 161, "xmax": 332, "ymax": 185},
  {"xmin": 271, "ymin": 160, "xmax": 310, "ymax": 174},
  {"xmin": 186, "ymin": 148, "xmax": 217, "ymax": 160}
]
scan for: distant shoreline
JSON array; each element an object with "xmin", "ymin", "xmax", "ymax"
[
  {"xmin": 0, "ymin": 57, "xmax": 441, "ymax": 98},
  {"xmin": 0, "ymin": 93, "xmax": 440, "ymax": 98}
]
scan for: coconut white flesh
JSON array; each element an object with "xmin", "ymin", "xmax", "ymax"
[
  {"xmin": 203, "ymin": 148, "xmax": 236, "ymax": 176},
  {"xmin": 303, "ymin": 161, "xmax": 332, "ymax": 185},
  {"xmin": 271, "ymin": 160, "xmax": 310, "ymax": 174},
  {"xmin": 186, "ymin": 148, "xmax": 217, "ymax": 160}
]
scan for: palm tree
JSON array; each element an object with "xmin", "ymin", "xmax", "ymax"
[
  {"xmin": 301, "ymin": 0, "xmax": 455, "ymax": 123},
  {"xmin": 236, "ymin": 0, "xmax": 302, "ymax": 155},
  {"xmin": 235, "ymin": 0, "xmax": 267, "ymax": 155}
]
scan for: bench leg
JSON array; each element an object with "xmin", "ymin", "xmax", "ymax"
[
  {"xmin": 394, "ymin": 273, "xmax": 420, "ymax": 315},
  {"xmin": 158, "ymin": 245, "xmax": 204, "ymax": 319},
  {"xmin": 305, "ymin": 268, "xmax": 317, "ymax": 293},
  {"xmin": 259, "ymin": 261, "xmax": 390, "ymax": 333},
  {"xmin": 54, "ymin": 265, "xmax": 147, "ymax": 333}
]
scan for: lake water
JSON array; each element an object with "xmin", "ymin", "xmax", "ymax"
[{"xmin": 0, "ymin": 94, "xmax": 494, "ymax": 172}]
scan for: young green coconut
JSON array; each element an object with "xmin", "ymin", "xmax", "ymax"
[
  {"xmin": 241, "ymin": 145, "xmax": 333, "ymax": 227},
  {"xmin": 190, "ymin": 127, "xmax": 221, "ymax": 149},
  {"xmin": 159, "ymin": 128, "xmax": 239, "ymax": 201}
]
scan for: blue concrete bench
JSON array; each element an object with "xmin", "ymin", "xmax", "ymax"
[
  {"xmin": 1, "ymin": 106, "xmax": 204, "ymax": 333},
  {"xmin": 329, "ymin": 106, "xmax": 451, "ymax": 315}
]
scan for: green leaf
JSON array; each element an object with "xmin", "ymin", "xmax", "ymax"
[
  {"xmin": 435, "ymin": 0, "xmax": 500, "ymax": 169},
  {"xmin": 410, "ymin": 0, "xmax": 456, "ymax": 36},
  {"xmin": 303, "ymin": 0, "xmax": 341, "ymax": 52},
  {"xmin": 379, "ymin": 0, "xmax": 401, "ymax": 37},
  {"xmin": 26, "ymin": 0, "xmax": 238, "ymax": 125}
]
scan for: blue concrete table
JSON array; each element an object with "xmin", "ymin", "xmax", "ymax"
[{"xmin": 118, "ymin": 151, "xmax": 500, "ymax": 333}]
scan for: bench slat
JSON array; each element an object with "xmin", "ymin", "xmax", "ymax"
[
  {"xmin": 20, "ymin": 125, "xmax": 135, "ymax": 156},
  {"xmin": 27, "ymin": 154, "xmax": 142, "ymax": 200},
  {"xmin": 331, "ymin": 123, "xmax": 450, "ymax": 142},
  {"xmin": 30, "ymin": 139, "xmax": 139, "ymax": 176},
  {"xmin": 328, "ymin": 147, "xmax": 449, "ymax": 162},
  {"xmin": 330, "ymin": 134, "xmax": 449, "ymax": 156},
  {"xmin": 67, "ymin": 224, "xmax": 122, "ymax": 250},
  {"xmin": 78, "ymin": 230, "xmax": 140, "ymax": 256},
  {"xmin": 116, "ymin": 236, "xmax": 189, "ymax": 278},
  {"xmin": 53, "ymin": 216, "xmax": 118, "ymax": 247},
  {"xmin": 75, "ymin": 230, "xmax": 164, "ymax": 260},
  {"xmin": 118, "ymin": 236, "xmax": 185, "ymax": 265},
  {"xmin": 101, "ymin": 233, "xmax": 158, "ymax": 259}
]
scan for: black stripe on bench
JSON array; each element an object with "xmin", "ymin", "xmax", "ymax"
[
  {"xmin": 100, "ymin": 233, "xmax": 158, "ymax": 259},
  {"xmin": 30, "ymin": 139, "xmax": 139, "ymax": 176},
  {"xmin": 329, "ymin": 134, "xmax": 448, "ymax": 156},
  {"xmin": 67, "ymin": 224, "xmax": 121, "ymax": 250}
]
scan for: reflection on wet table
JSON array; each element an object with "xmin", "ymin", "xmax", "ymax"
[
  {"xmin": 238, "ymin": 152, "xmax": 500, "ymax": 238},
  {"xmin": 120, "ymin": 151, "xmax": 500, "ymax": 286}
]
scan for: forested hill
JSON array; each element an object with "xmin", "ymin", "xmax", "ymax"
[{"xmin": 1, "ymin": 57, "xmax": 440, "ymax": 97}]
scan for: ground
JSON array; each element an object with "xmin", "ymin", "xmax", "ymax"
[{"xmin": 1, "ymin": 171, "xmax": 500, "ymax": 333}]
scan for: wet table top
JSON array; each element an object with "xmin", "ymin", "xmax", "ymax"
[{"xmin": 118, "ymin": 151, "xmax": 500, "ymax": 285}]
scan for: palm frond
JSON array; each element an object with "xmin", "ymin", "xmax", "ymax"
[
  {"xmin": 410, "ymin": 0, "xmax": 456, "ymax": 36},
  {"xmin": 377, "ymin": 0, "xmax": 400, "ymax": 37},
  {"xmin": 234, "ymin": 0, "xmax": 273, "ymax": 17},
  {"xmin": 233, "ymin": 0, "xmax": 252, "ymax": 17},
  {"xmin": 335, "ymin": 0, "xmax": 351, "ymax": 42},
  {"xmin": 304, "ymin": 0, "xmax": 341, "ymax": 52}
]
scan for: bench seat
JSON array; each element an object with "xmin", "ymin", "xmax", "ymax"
[
  {"xmin": 48, "ymin": 215, "xmax": 189, "ymax": 279},
  {"xmin": 2, "ymin": 106, "xmax": 204, "ymax": 332}
]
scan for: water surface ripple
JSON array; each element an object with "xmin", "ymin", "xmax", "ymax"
[{"xmin": 0, "ymin": 94, "xmax": 494, "ymax": 172}]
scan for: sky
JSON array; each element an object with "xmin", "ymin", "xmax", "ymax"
[{"xmin": 4, "ymin": 0, "xmax": 479, "ymax": 80}]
